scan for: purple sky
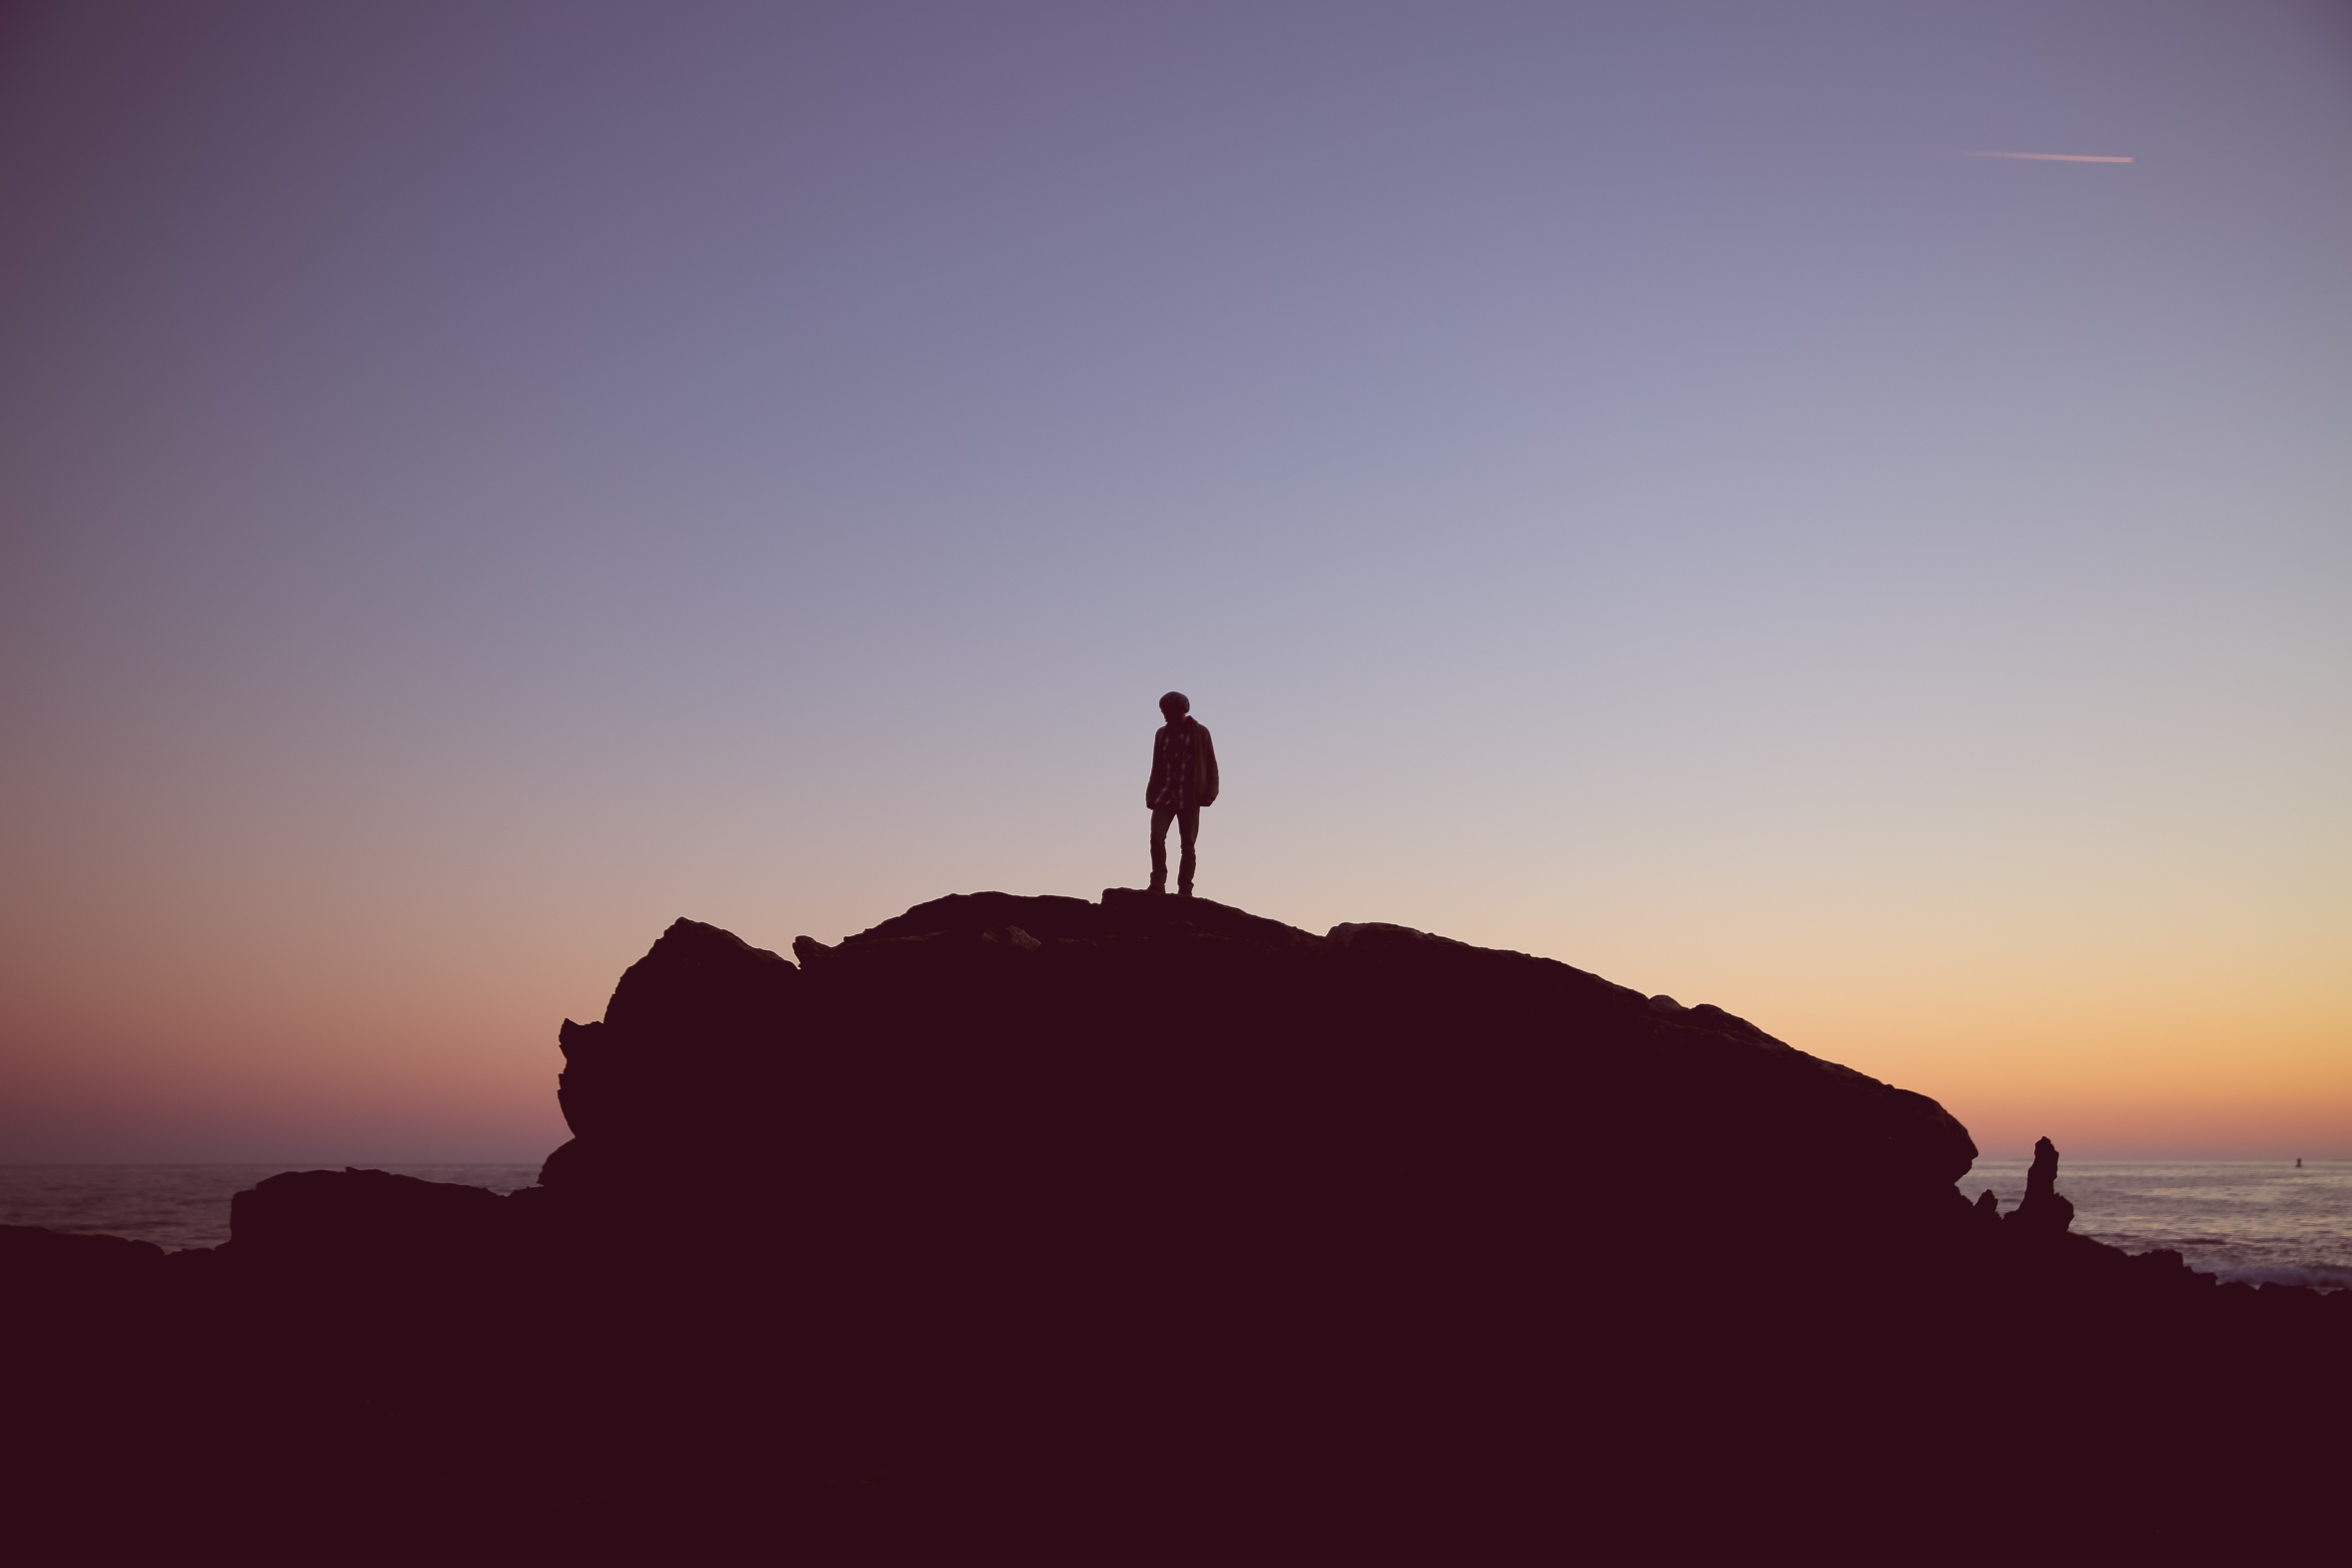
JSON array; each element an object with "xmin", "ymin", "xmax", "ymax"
[{"xmin": 2, "ymin": 1, "xmax": 2347, "ymax": 1161}]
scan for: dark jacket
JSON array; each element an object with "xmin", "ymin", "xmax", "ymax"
[{"xmin": 1145, "ymin": 717, "xmax": 1219, "ymax": 810}]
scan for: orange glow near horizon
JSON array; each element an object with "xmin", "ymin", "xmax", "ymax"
[{"xmin": 3, "ymin": 806, "xmax": 2343, "ymax": 1163}]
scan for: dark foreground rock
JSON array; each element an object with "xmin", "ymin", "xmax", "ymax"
[{"xmin": 7, "ymin": 889, "xmax": 2346, "ymax": 1557}]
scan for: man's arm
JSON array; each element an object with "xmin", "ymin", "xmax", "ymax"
[
  {"xmin": 1145, "ymin": 727, "xmax": 1166, "ymax": 808},
  {"xmin": 1197, "ymin": 724, "xmax": 1218, "ymax": 807}
]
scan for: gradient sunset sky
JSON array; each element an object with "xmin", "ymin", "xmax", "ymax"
[{"xmin": 2, "ymin": 1, "xmax": 2346, "ymax": 1163}]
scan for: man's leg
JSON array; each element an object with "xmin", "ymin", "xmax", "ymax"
[
  {"xmin": 1176, "ymin": 806, "xmax": 1200, "ymax": 896},
  {"xmin": 1149, "ymin": 807, "xmax": 1173, "ymax": 893}
]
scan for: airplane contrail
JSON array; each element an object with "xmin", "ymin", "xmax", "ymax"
[{"xmin": 1963, "ymin": 151, "xmax": 2133, "ymax": 163}]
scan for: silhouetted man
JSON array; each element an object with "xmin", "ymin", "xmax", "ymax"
[{"xmin": 1146, "ymin": 691, "xmax": 1218, "ymax": 896}]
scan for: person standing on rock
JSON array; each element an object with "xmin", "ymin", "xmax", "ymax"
[{"xmin": 1146, "ymin": 691, "xmax": 1218, "ymax": 896}]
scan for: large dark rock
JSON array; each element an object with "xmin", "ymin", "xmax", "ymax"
[
  {"xmin": 542, "ymin": 917, "xmax": 802, "ymax": 1196},
  {"xmin": 504, "ymin": 893, "xmax": 2352, "ymax": 1542},
  {"xmin": 539, "ymin": 889, "xmax": 1980, "ymax": 1287},
  {"xmin": 229, "ymin": 1167, "xmax": 512, "ymax": 1274},
  {"xmin": 0, "ymin": 1223, "xmax": 165, "ymax": 1296}
]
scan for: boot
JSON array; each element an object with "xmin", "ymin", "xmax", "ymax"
[{"xmin": 1177, "ymin": 845, "xmax": 1196, "ymax": 898}]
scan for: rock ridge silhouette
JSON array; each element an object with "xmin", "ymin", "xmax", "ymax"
[
  {"xmin": 6, "ymin": 887, "xmax": 2344, "ymax": 1555},
  {"xmin": 538, "ymin": 888, "xmax": 1982, "ymax": 1249}
]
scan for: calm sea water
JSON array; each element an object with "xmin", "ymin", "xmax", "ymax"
[{"xmin": 4, "ymin": 1160, "xmax": 2347, "ymax": 1289}]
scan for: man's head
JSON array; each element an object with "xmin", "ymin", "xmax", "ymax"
[{"xmin": 1159, "ymin": 691, "xmax": 1191, "ymax": 722}]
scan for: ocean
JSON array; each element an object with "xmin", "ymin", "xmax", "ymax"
[
  {"xmin": 4, "ymin": 1159, "xmax": 2347, "ymax": 1290},
  {"xmin": 1960, "ymin": 1158, "xmax": 2352, "ymax": 1290}
]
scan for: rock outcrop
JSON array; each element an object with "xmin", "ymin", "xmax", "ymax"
[
  {"xmin": 537, "ymin": 889, "xmax": 1982, "ymax": 1291},
  {"xmin": 229, "ymin": 1167, "xmax": 515, "ymax": 1276},
  {"xmin": 7, "ymin": 887, "xmax": 2346, "ymax": 1556},
  {"xmin": 0, "ymin": 1222, "xmax": 165, "ymax": 1296},
  {"xmin": 541, "ymin": 915, "xmax": 802, "ymax": 1198},
  {"xmin": 2006, "ymin": 1134, "xmax": 2078, "ymax": 1235}
]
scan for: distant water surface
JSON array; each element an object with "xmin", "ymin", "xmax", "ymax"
[
  {"xmin": 3, "ymin": 1161, "xmax": 2346, "ymax": 1289},
  {"xmin": 0, "ymin": 1165, "xmax": 541, "ymax": 1252},
  {"xmin": 1967, "ymin": 1159, "xmax": 2351, "ymax": 1291}
]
